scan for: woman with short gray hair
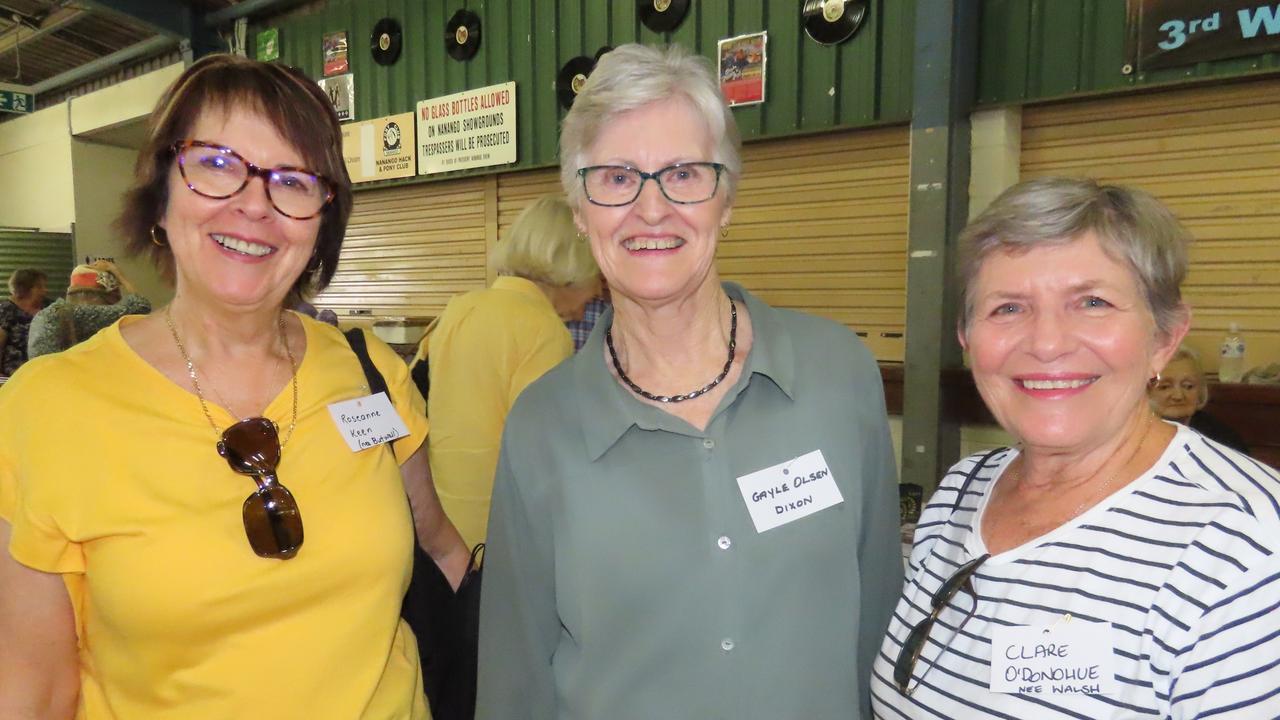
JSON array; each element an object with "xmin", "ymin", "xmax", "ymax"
[
  {"xmin": 479, "ymin": 43, "xmax": 901, "ymax": 719},
  {"xmin": 873, "ymin": 176, "xmax": 1280, "ymax": 718}
]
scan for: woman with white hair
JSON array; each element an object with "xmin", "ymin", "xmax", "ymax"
[
  {"xmin": 1148, "ymin": 345, "xmax": 1248, "ymax": 452},
  {"xmin": 477, "ymin": 43, "xmax": 901, "ymax": 719}
]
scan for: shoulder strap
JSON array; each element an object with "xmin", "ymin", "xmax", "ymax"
[{"xmin": 344, "ymin": 328, "xmax": 389, "ymax": 396}]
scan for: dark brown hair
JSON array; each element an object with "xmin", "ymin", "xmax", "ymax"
[
  {"xmin": 7, "ymin": 268, "xmax": 47, "ymax": 298},
  {"xmin": 118, "ymin": 54, "xmax": 352, "ymax": 297}
]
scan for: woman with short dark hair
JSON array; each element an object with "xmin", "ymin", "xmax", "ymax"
[
  {"xmin": 0, "ymin": 54, "xmax": 465, "ymax": 718},
  {"xmin": 0, "ymin": 267, "xmax": 48, "ymax": 375}
]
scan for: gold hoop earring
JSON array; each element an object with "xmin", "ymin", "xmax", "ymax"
[
  {"xmin": 150, "ymin": 225, "xmax": 167, "ymax": 247},
  {"xmin": 576, "ymin": 231, "xmax": 588, "ymax": 242},
  {"xmin": 720, "ymin": 226, "xmax": 729, "ymax": 238}
]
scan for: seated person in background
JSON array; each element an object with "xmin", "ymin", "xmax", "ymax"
[
  {"xmin": 1148, "ymin": 345, "xmax": 1248, "ymax": 453},
  {"xmin": 28, "ymin": 261, "xmax": 152, "ymax": 358},
  {"xmin": 413, "ymin": 194, "xmax": 600, "ymax": 549},
  {"xmin": 0, "ymin": 268, "xmax": 49, "ymax": 375}
]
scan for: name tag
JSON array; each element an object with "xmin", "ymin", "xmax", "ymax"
[
  {"xmin": 736, "ymin": 449, "xmax": 843, "ymax": 533},
  {"xmin": 990, "ymin": 621, "xmax": 1117, "ymax": 695},
  {"xmin": 328, "ymin": 392, "xmax": 410, "ymax": 451}
]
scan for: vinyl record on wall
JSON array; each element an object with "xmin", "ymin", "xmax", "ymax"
[
  {"xmin": 556, "ymin": 56, "xmax": 595, "ymax": 110},
  {"xmin": 802, "ymin": 0, "xmax": 868, "ymax": 46},
  {"xmin": 637, "ymin": 0, "xmax": 689, "ymax": 33},
  {"xmin": 370, "ymin": 17, "xmax": 403, "ymax": 65},
  {"xmin": 445, "ymin": 9, "xmax": 482, "ymax": 61}
]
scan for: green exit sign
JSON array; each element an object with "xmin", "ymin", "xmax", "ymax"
[{"xmin": 0, "ymin": 89, "xmax": 34, "ymax": 114}]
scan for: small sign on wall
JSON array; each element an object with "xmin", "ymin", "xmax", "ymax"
[
  {"xmin": 341, "ymin": 112, "xmax": 417, "ymax": 182},
  {"xmin": 415, "ymin": 81, "xmax": 517, "ymax": 174},
  {"xmin": 318, "ymin": 73, "xmax": 354, "ymax": 122},
  {"xmin": 323, "ymin": 31, "xmax": 350, "ymax": 76},
  {"xmin": 718, "ymin": 31, "xmax": 767, "ymax": 106}
]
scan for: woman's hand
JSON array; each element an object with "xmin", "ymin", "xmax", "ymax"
[
  {"xmin": 0, "ymin": 520, "xmax": 79, "ymax": 718},
  {"xmin": 88, "ymin": 260, "xmax": 136, "ymax": 295},
  {"xmin": 400, "ymin": 445, "xmax": 470, "ymax": 590}
]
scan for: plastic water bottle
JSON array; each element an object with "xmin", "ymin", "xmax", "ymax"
[{"xmin": 1219, "ymin": 323, "xmax": 1245, "ymax": 383}]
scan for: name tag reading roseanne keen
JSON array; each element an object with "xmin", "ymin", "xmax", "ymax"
[
  {"xmin": 736, "ymin": 450, "xmax": 843, "ymax": 533},
  {"xmin": 328, "ymin": 392, "xmax": 410, "ymax": 451},
  {"xmin": 990, "ymin": 621, "xmax": 1117, "ymax": 696}
]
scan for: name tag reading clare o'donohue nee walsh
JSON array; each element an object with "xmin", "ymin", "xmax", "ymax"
[{"xmin": 736, "ymin": 449, "xmax": 844, "ymax": 533}]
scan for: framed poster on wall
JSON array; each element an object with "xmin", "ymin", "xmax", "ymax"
[{"xmin": 718, "ymin": 31, "xmax": 767, "ymax": 106}]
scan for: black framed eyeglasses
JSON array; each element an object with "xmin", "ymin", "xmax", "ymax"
[
  {"xmin": 577, "ymin": 162, "xmax": 726, "ymax": 207},
  {"xmin": 216, "ymin": 417, "xmax": 304, "ymax": 559},
  {"xmin": 172, "ymin": 140, "xmax": 335, "ymax": 220},
  {"xmin": 893, "ymin": 553, "xmax": 990, "ymax": 695}
]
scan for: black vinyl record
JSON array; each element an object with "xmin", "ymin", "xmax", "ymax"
[
  {"xmin": 802, "ymin": 0, "xmax": 868, "ymax": 46},
  {"xmin": 370, "ymin": 17, "xmax": 403, "ymax": 65},
  {"xmin": 445, "ymin": 9, "xmax": 482, "ymax": 61},
  {"xmin": 556, "ymin": 56, "xmax": 595, "ymax": 110},
  {"xmin": 637, "ymin": 0, "xmax": 689, "ymax": 33}
]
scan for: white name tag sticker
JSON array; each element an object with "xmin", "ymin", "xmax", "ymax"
[
  {"xmin": 736, "ymin": 449, "xmax": 843, "ymax": 533},
  {"xmin": 328, "ymin": 392, "xmax": 410, "ymax": 452},
  {"xmin": 990, "ymin": 621, "xmax": 1117, "ymax": 695}
]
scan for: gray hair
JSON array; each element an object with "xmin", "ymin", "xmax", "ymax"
[
  {"xmin": 490, "ymin": 195, "xmax": 599, "ymax": 287},
  {"xmin": 559, "ymin": 43, "xmax": 742, "ymax": 210},
  {"xmin": 958, "ymin": 177, "xmax": 1190, "ymax": 338}
]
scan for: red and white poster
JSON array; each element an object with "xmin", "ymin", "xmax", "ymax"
[{"xmin": 718, "ymin": 31, "xmax": 767, "ymax": 107}]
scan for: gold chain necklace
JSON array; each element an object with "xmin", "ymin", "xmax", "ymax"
[{"xmin": 163, "ymin": 305, "xmax": 298, "ymax": 446}]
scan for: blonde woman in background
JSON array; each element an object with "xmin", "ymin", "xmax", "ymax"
[
  {"xmin": 1148, "ymin": 345, "xmax": 1247, "ymax": 453},
  {"xmin": 413, "ymin": 194, "xmax": 600, "ymax": 548}
]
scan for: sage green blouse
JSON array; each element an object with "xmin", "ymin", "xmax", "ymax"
[{"xmin": 477, "ymin": 283, "xmax": 902, "ymax": 720}]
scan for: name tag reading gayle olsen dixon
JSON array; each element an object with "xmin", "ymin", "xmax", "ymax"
[
  {"xmin": 736, "ymin": 449, "xmax": 844, "ymax": 533},
  {"xmin": 328, "ymin": 392, "xmax": 410, "ymax": 451},
  {"xmin": 990, "ymin": 621, "xmax": 1118, "ymax": 696}
]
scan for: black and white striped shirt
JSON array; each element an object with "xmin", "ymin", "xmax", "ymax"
[{"xmin": 872, "ymin": 424, "xmax": 1280, "ymax": 719}]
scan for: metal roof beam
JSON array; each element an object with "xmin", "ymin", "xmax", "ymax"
[
  {"xmin": 0, "ymin": 6, "xmax": 86, "ymax": 58},
  {"xmin": 74, "ymin": 0, "xmax": 193, "ymax": 40}
]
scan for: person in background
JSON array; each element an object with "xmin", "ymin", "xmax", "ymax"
[
  {"xmin": 477, "ymin": 44, "xmax": 901, "ymax": 720},
  {"xmin": 0, "ymin": 53, "xmax": 466, "ymax": 719},
  {"xmin": 1148, "ymin": 344, "xmax": 1248, "ymax": 453},
  {"xmin": 292, "ymin": 297, "xmax": 339, "ymax": 326},
  {"xmin": 873, "ymin": 177, "xmax": 1280, "ymax": 718},
  {"xmin": 0, "ymin": 268, "xmax": 48, "ymax": 375},
  {"xmin": 27, "ymin": 260, "xmax": 153, "ymax": 358},
  {"xmin": 413, "ymin": 193, "xmax": 599, "ymax": 549},
  {"xmin": 565, "ymin": 279, "xmax": 610, "ymax": 352}
]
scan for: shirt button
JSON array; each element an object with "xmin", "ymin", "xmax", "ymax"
[
  {"xmin": 717, "ymin": 536, "xmax": 732, "ymax": 550},
  {"xmin": 720, "ymin": 638, "xmax": 735, "ymax": 652},
  {"xmin": 703, "ymin": 438, "xmax": 715, "ymax": 449}
]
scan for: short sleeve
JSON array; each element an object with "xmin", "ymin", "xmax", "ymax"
[
  {"xmin": 0, "ymin": 365, "xmax": 86, "ymax": 573},
  {"xmin": 362, "ymin": 330, "xmax": 429, "ymax": 465}
]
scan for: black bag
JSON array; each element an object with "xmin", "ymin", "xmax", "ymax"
[{"xmin": 344, "ymin": 328, "xmax": 482, "ymax": 720}]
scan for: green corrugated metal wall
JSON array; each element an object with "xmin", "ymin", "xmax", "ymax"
[
  {"xmin": 261, "ymin": 0, "xmax": 914, "ymax": 180},
  {"xmin": 0, "ymin": 232, "xmax": 74, "ymax": 299},
  {"xmin": 978, "ymin": 0, "xmax": 1280, "ymax": 106}
]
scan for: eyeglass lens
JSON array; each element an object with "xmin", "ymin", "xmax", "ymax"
[
  {"xmin": 178, "ymin": 143, "xmax": 330, "ymax": 219},
  {"xmin": 217, "ymin": 417, "xmax": 304, "ymax": 559},
  {"xmin": 892, "ymin": 553, "xmax": 989, "ymax": 695},
  {"xmin": 581, "ymin": 163, "xmax": 722, "ymax": 206}
]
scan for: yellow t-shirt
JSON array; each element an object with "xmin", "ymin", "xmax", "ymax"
[
  {"xmin": 0, "ymin": 313, "xmax": 429, "ymax": 720},
  {"xmin": 416, "ymin": 276, "xmax": 572, "ymax": 548}
]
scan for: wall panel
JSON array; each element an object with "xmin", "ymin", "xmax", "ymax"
[
  {"xmin": 1022, "ymin": 76, "xmax": 1280, "ymax": 373},
  {"xmin": 259, "ymin": 0, "xmax": 913, "ymax": 187},
  {"xmin": 322, "ymin": 126, "xmax": 910, "ymax": 360}
]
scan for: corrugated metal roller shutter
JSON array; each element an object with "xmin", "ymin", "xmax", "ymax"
[
  {"xmin": 1022, "ymin": 77, "xmax": 1280, "ymax": 373},
  {"xmin": 316, "ymin": 178, "xmax": 488, "ymax": 318},
  {"xmin": 729, "ymin": 125, "xmax": 909, "ymax": 361},
  {"xmin": 0, "ymin": 232, "xmax": 75, "ymax": 299},
  {"xmin": 493, "ymin": 126, "xmax": 911, "ymax": 362}
]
